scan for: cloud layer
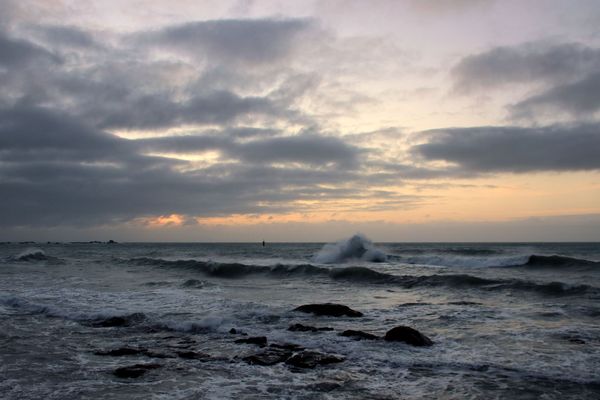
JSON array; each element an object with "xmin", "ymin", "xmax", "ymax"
[
  {"xmin": 413, "ymin": 124, "xmax": 600, "ymax": 172},
  {"xmin": 1, "ymin": 1, "xmax": 599, "ymax": 236}
]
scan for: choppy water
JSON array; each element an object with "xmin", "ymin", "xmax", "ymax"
[{"xmin": 1, "ymin": 237, "xmax": 599, "ymax": 399}]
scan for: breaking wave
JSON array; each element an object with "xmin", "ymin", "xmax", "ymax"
[
  {"xmin": 13, "ymin": 248, "xmax": 48, "ymax": 262},
  {"xmin": 0, "ymin": 295, "xmax": 227, "ymax": 334},
  {"xmin": 313, "ymin": 234, "xmax": 386, "ymax": 263},
  {"xmin": 0, "ymin": 295, "xmax": 148, "ymax": 326},
  {"xmin": 125, "ymin": 257, "xmax": 599, "ymax": 297},
  {"xmin": 8, "ymin": 247, "xmax": 63, "ymax": 263}
]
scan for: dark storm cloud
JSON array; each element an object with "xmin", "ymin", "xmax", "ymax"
[
  {"xmin": 88, "ymin": 90, "xmax": 281, "ymax": 130},
  {"xmin": 452, "ymin": 42, "xmax": 600, "ymax": 92},
  {"xmin": 413, "ymin": 124, "xmax": 600, "ymax": 172},
  {"xmin": 227, "ymin": 134, "xmax": 361, "ymax": 167},
  {"xmin": 134, "ymin": 18, "xmax": 312, "ymax": 64},
  {"xmin": 0, "ymin": 31, "xmax": 61, "ymax": 68},
  {"xmin": 0, "ymin": 104, "xmax": 128, "ymax": 162},
  {"xmin": 510, "ymin": 72, "xmax": 600, "ymax": 118}
]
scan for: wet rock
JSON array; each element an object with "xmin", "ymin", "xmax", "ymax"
[
  {"xmin": 308, "ymin": 382, "xmax": 342, "ymax": 392},
  {"xmin": 269, "ymin": 343, "xmax": 305, "ymax": 351},
  {"xmin": 243, "ymin": 348, "xmax": 292, "ymax": 366},
  {"xmin": 339, "ymin": 329, "xmax": 378, "ymax": 340},
  {"xmin": 113, "ymin": 363, "xmax": 161, "ymax": 378},
  {"xmin": 568, "ymin": 337, "xmax": 586, "ymax": 344},
  {"xmin": 293, "ymin": 303, "xmax": 363, "ymax": 317},
  {"xmin": 288, "ymin": 323, "xmax": 334, "ymax": 332},
  {"xmin": 88, "ymin": 312, "xmax": 146, "ymax": 327},
  {"xmin": 285, "ymin": 351, "xmax": 345, "ymax": 369},
  {"xmin": 95, "ymin": 347, "xmax": 147, "ymax": 356},
  {"xmin": 144, "ymin": 351, "xmax": 175, "ymax": 359},
  {"xmin": 176, "ymin": 351, "xmax": 211, "ymax": 360},
  {"xmin": 234, "ymin": 336, "xmax": 267, "ymax": 347},
  {"xmin": 229, "ymin": 328, "xmax": 248, "ymax": 335},
  {"xmin": 384, "ymin": 326, "xmax": 433, "ymax": 346}
]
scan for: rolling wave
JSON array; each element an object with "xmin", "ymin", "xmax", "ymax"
[
  {"xmin": 125, "ymin": 257, "xmax": 599, "ymax": 297},
  {"xmin": 390, "ymin": 253, "xmax": 598, "ymax": 269},
  {"xmin": 519, "ymin": 255, "xmax": 599, "ymax": 269}
]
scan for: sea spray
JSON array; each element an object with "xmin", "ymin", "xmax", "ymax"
[{"xmin": 313, "ymin": 234, "xmax": 386, "ymax": 263}]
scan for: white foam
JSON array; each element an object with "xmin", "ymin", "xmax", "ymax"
[{"xmin": 313, "ymin": 234, "xmax": 386, "ymax": 264}]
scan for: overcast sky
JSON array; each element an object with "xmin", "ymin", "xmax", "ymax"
[{"xmin": 1, "ymin": 0, "xmax": 600, "ymax": 241}]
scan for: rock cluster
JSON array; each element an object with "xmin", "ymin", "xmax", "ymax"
[{"xmin": 98, "ymin": 302, "xmax": 433, "ymax": 378}]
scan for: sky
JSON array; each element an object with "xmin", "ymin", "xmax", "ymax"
[{"xmin": 1, "ymin": 0, "xmax": 600, "ymax": 242}]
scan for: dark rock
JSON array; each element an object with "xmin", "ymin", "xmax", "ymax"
[
  {"xmin": 243, "ymin": 348, "xmax": 292, "ymax": 366},
  {"xmin": 270, "ymin": 343, "xmax": 305, "ymax": 351},
  {"xmin": 88, "ymin": 312, "xmax": 146, "ymax": 327},
  {"xmin": 293, "ymin": 303, "xmax": 363, "ymax": 317},
  {"xmin": 288, "ymin": 323, "xmax": 334, "ymax": 332},
  {"xmin": 308, "ymin": 382, "xmax": 342, "ymax": 392},
  {"xmin": 339, "ymin": 329, "xmax": 378, "ymax": 340},
  {"xmin": 107, "ymin": 240, "xmax": 117, "ymax": 244},
  {"xmin": 144, "ymin": 351, "xmax": 175, "ymax": 359},
  {"xmin": 234, "ymin": 336, "xmax": 267, "ymax": 347},
  {"xmin": 95, "ymin": 347, "xmax": 147, "ymax": 356},
  {"xmin": 176, "ymin": 351, "xmax": 211, "ymax": 360},
  {"xmin": 229, "ymin": 328, "xmax": 247, "ymax": 335},
  {"xmin": 568, "ymin": 338, "xmax": 586, "ymax": 344},
  {"xmin": 113, "ymin": 363, "xmax": 161, "ymax": 378},
  {"xmin": 285, "ymin": 351, "xmax": 345, "ymax": 369},
  {"xmin": 384, "ymin": 326, "xmax": 433, "ymax": 346}
]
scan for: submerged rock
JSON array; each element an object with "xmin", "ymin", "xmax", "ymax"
[
  {"xmin": 285, "ymin": 351, "xmax": 345, "ymax": 369},
  {"xmin": 384, "ymin": 326, "xmax": 433, "ymax": 346},
  {"xmin": 234, "ymin": 336, "xmax": 267, "ymax": 347},
  {"xmin": 339, "ymin": 329, "xmax": 378, "ymax": 340},
  {"xmin": 243, "ymin": 348, "xmax": 292, "ymax": 366},
  {"xmin": 88, "ymin": 312, "xmax": 146, "ymax": 328},
  {"xmin": 144, "ymin": 351, "xmax": 175, "ymax": 359},
  {"xmin": 113, "ymin": 363, "xmax": 161, "ymax": 378},
  {"xmin": 95, "ymin": 347, "xmax": 147, "ymax": 357},
  {"xmin": 288, "ymin": 323, "xmax": 334, "ymax": 332},
  {"xmin": 293, "ymin": 303, "xmax": 363, "ymax": 317},
  {"xmin": 176, "ymin": 351, "xmax": 211, "ymax": 360},
  {"xmin": 307, "ymin": 382, "xmax": 342, "ymax": 392}
]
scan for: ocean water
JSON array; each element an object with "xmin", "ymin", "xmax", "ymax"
[{"xmin": 1, "ymin": 237, "xmax": 599, "ymax": 399}]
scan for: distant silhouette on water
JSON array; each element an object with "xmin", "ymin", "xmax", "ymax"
[{"xmin": 262, "ymin": 240, "xmax": 265, "ymax": 247}]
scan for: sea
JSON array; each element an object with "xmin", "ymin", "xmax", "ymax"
[{"xmin": 1, "ymin": 236, "xmax": 599, "ymax": 399}]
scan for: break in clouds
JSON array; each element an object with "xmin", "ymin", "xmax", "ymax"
[{"xmin": 1, "ymin": 3, "xmax": 600, "ymax": 229}]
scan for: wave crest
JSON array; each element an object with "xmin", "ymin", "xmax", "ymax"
[{"xmin": 14, "ymin": 248, "xmax": 48, "ymax": 261}]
